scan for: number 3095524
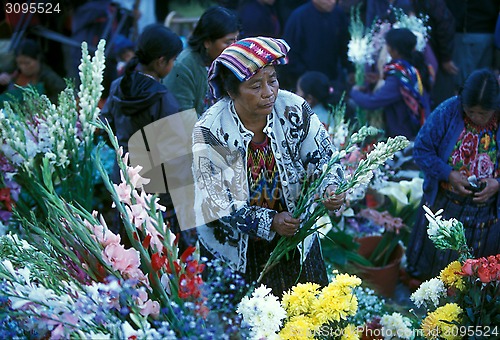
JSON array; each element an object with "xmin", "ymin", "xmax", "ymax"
[{"xmin": 5, "ymin": 2, "xmax": 61, "ymax": 14}]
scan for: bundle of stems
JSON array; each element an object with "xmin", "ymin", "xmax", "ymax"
[{"xmin": 257, "ymin": 130, "xmax": 409, "ymax": 283}]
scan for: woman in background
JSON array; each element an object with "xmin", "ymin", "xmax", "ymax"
[
  {"xmin": 350, "ymin": 28, "xmax": 431, "ymax": 140},
  {"xmin": 0, "ymin": 39, "xmax": 66, "ymax": 106},
  {"xmin": 163, "ymin": 6, "xmax": 240, "ymax": 116},
  {"xmin": 406, "ymin": 68, "xmax": 500, "ymax": 281},
  {"xmin": 100, "ymin": 24, "xmax": 183, "ymax": 247}
]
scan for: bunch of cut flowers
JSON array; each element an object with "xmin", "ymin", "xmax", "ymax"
[
  {"xmin": 0, "ymin": 40, "xmax": 237, "ymax": 339},
  {"xmin": 237, "ymin": 273, "xmax": 362, "ymax": 339},
  {"xmin": 0, "ymin": 39, "xmax": 106, "ymax": 223},
  {"xmin": 257, "ymin": 113, "xmax": 409, "ymax": 282},
  {"xmin": 392, "ymin": 7, "xmax": 431, "ymax": 53},
  {"xmin": 409, "ymin": 206, "xmax": 500, "ymax": 339},
  {"xmin": 348, "ymin": 4, "xmax": 376, "ymax": 87}
]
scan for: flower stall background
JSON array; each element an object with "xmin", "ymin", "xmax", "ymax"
[{"xmin": 0, "ymin": 36, "xmax": 498, "ymax": 340}]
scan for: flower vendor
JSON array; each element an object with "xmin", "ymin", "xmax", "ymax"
[
  {"xmin": 350, "ymin": 27, "xmax": 432, "ymax": 140},
  {"xmin": 406, "ymin": 68, "xmax": 500, "ymax": 280},
  {"xmin": 191, "ymin": 36, "xmax": 346, "ymax": 296}
]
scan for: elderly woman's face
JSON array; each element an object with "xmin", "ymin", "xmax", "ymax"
[
  {"xmin": 464, "ymin": 105, "xmax": 496, "ymax": 126},
  {"xmin": 233, "ymin": 65, "xmax": 279, "ymax": 119}
]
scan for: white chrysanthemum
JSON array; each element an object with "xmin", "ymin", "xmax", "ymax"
[
  {"xmin": 380, "ymin": 312, "xmax": 414, "ymax": 340},
  {"xmin": 410, "ymin": 278, "xmax": 446, "ymax": 308},
  {"xmin": 237, "ymin": 284, "xmax": 286, "ymax": 339}
]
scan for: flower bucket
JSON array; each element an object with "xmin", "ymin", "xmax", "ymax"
[{"xmin": 354, "ymin": 235, "xmax": 404, "ymax": 298}]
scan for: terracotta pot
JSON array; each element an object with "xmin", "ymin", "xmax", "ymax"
[{"xmin": 353, "ymin": 235, "xmax": 404, "ymax": 298}]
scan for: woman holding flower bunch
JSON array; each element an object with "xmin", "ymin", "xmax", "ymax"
[
  {"xmin": 350, "ymin": 27, "xmax": 431, "ymax": 141},
  {"xmin": 192, "ymin": 37, "xmax": 346, "ymax": 296},
  {"xmin": 406, "ymin": 68, "xmax": 500, "ymax": 281}
]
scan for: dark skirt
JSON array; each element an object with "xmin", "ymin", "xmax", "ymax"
[
  {"xmin": 406, "ymin": 189, "xmax": 500, "ymax": 280},
  {"xmin": 201, "ymin": 235, "xmax": 328, "ymax": 297}
]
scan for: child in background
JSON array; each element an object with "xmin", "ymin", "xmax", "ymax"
[{"xmin": 296, "ymin": 71, "xmax": 335, "ymax": 128}]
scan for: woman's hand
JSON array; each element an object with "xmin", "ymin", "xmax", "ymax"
[
  {"xmin": 271, "ymin": 211, "xmax": 301, "ymax": 237},
  {"xmin": 448, "ymin": 171, "xmax": 473, "ymax": 196},
  {"xmin": 472, "ymin": 178, "xmax": 500, "ymax": 203},
  {"xmin": 322, "ymin": 185, "xmax": 346, "ymax": 211}
]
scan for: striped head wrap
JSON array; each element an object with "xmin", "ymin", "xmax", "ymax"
[{"xmin": 208, "ymin": 36, "xmax": 290, "ymax": 98}]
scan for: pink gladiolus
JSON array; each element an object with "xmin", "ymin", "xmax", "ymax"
[
  {"xmin": 139, "ymin": 298, "xmax": 160, "ymax": 318},
  {"xmin": 125, "ymin": 164, "xmax": 150, "ymax": 188},
  {"xmin": 125, "ymin": 204, "xmax": 149, "ymax": 228},
  {"xmin": 103, "ymin": 243, "xmax": 141, "ymax": 276},
  {"xmin": 92, "ymin": 224, "xmax": 121, "ymax": 247},
  {"xmin": 114, "ymin": 182, "xmax": 133, "ymax": 205}
]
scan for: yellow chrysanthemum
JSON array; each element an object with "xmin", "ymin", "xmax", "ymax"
[
  {"xmin": 341, "ymin": 324, "xmax": 360, "ymax": 340},
  {"xmin": 312, "ymin": 291, "xmax": 358, "ymax": 325},
  {"xmin": 279, "ymin": 315, "xmax": 317, "ymax": 340},
  {"xmin": 334, "ymin": 274, "xmax": 362, "ymax": 287},
  {"xmin": 440, "ymin": 261, "xmax": 466, "ymax": 291},
  {"xmin": 421, "ymin": 303, "xmax": 463, "ymax": 340},
  {"xmin": 282, "ymin": 283, "xmax": 320, "ymax": 317}
]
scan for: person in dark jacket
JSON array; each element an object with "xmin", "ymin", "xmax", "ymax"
[
  {"xmin": 237, "ymin": 0, "xmax": 281, "ymax": 38},
  {"xmin": 100, "ymin": 24, "xmax": 183, "ymax": 245},
  {"xmin": 280, "ymin": 0, "xmax": 353, "ymax": 91}
]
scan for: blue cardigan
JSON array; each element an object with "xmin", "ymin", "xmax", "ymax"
[{"xmin": 413, "ymin": 96, "xmax": 500, "ymax": 216}]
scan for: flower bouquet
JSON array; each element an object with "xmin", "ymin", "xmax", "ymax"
[
  {"xmin": 257, "ymin": 122, "xmax": 409, "ymax": 283},
  {"xmin": 0, "ymin": 40, "xmax": 236, "ymax": 339},
  {"xmin": 0, "ymin": 40, "xmax": 106, "ymax": 223},
  {"xmin": 392, "ymin": 7, "xmax": 430, "ymax": 53},
  {"xmin": 347, "ymin": 4, "xmax": 376, "ymax": 127},
  {"xmin": 237, "ymin": 273, "xmax": 362, "ymax": 339},
  {"xmin": 409, "ymin": 206, "xmax": 500, "ymax": 338}
]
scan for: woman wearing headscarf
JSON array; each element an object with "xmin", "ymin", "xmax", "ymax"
[
  {"xmin": 162, "ymin": 6, "xmax": 240, "ymax": 117},
  {"xmin": 350, "ymin": 28, "xmax": 431, "ymax": 141},
  {"xmin": 191, "ymin": 37, "xmax": 346, "ymax": 296}
]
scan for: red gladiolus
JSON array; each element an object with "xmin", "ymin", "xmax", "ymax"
[
  {"xmin": 142, "ymin": 234, "xmax": 151, "ymax": 249},
  {"xmin": 0, "ymin": 188, "xmax": 12, "ymax": 211},
  {"xmin": 180, "ymin": 246, "xmax": 196, "ymax": 263},
  {"xmin": 178, "ymin": 273, "xmax": 203, "ymax": 299},
  {"xmin": 151, "ymin": 252, "xmax": 167, "ymax": 272},
  {"xmin": 166, "ymin": 260, "xmax": 181, "ymax": 275}
]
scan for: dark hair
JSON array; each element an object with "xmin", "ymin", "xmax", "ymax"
[
  {"xmin": 217, "ymin": 64, "xmax": 242, "ymax": 98},
  {"xmin": 385, "ymin": 28, "xmax": 431, "ymax": 92},
  {"xmin": 15, "ymin": 39, "xmax": 43, "ymax": 60},
  {"xmin": 460, "ymin": 68, "xmax": 500, "ymax": 111},
  {"xmin": 121, "ymin": 24, "xmax": 182, "ymax": 94},
  {"xmin": 188, "ymin": 6, "xmax": 240, "ymax": 56},
  {"xmin": 297, "ymin": 71, "xmax": 334, "ymax": 107}
]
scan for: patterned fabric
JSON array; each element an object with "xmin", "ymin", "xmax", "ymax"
[
  {"xmin": 384, "ymin": 59, "xmax": 425, "ymax": 126},
  {"xmin": 208, "ymin": 37, "xmax": 290, "ymax": 98},
  {"xmin": 406, "ymin": 189, "xmax": 500, "ymax": 280},
  {"xmin": 247, "ymin": 136, "xmax": 286, "ymax": 213},
  {"xmin": 192, "ymin": 90, "xmax": 344, "ymax": 273},
  {"xmin": 446, "ymin": 115, "xmax": 498, "ymax": 187}
]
